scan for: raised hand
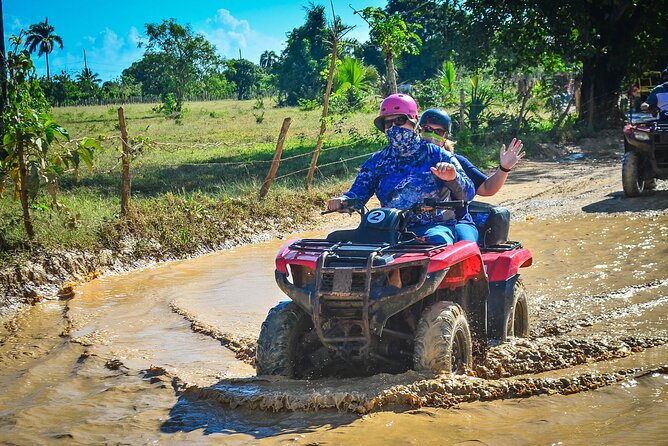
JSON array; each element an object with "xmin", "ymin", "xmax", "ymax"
[
  {"xmin": 430, "ymin": 162, "xmax": 457, "ymax": 181},
  {"xmin": 500, "ymin": 138, "xmax": 525, "ymax": 171}
]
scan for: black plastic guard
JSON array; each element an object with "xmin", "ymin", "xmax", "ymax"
[{"xmin": 487, "ymin": 274, "xmax": 520, "ymax": 342}]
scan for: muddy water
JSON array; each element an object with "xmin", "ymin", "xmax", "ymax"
[{"xmin": 1, "ymin": 214, "xmax": 666, "ymax": 445}]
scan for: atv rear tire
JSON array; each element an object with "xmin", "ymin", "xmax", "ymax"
[
  {"xmin": 506, "ymin": 280, "xmax": 530, "ymax": 338},
  {"xmin": 622, "ymin": 152, "xmax": 645, "ymax": 197},
  {"xmin": 413, "ymin": 301, "xmax": 472, "ymax": 374},
  {"xmin": 256, "ymin": 301, "xmax": 312, "ymax": 378}
]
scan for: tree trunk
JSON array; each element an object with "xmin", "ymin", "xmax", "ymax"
[
  {"xmin": 45, "ymin": 53, "xmax": 51, "ymax": 80},
  {"xmin": 306, "ymin": 34, "xmax": 339, "ymax": 189},
  {"xmin": 16, "ymin": 132, "xmax": 35, "ymax": 240},
  {"xmin": 385, "ymin": 52, "xmax": 397, "ymax": 94}
]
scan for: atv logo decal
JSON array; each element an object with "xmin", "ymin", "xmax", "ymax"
[{"xmin": 366, "ymin": 210, "xmax": 386, "ymax": 224}]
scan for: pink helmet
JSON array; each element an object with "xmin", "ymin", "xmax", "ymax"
[{"xmin": 373, "ymin": 94, "xmax": 419, "ymax": 132}]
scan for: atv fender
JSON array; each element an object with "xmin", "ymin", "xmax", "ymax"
[{"xmin": 482, "ymin": 248, "xmax": 532, "ymax": 282}]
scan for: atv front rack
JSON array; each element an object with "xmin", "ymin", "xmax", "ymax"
[
  {"xmin": 311, "ymin": 249, "xmax": 431, "ymax": 354},
  {"xmin": 289, "ymin": 239, "xmax": 450, "ymax": 254}
]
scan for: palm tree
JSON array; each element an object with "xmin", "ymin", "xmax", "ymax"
[
  {"xmin": 333, "ymin": 56, "xmax": 378, "ymax": 109},
  {"xmin": 24, "ymin": 17, "xmax": 63, "ymax": 79},
  {"xmin": 259, "ymin": 50, "xmax": 278, "ymax": 71}
]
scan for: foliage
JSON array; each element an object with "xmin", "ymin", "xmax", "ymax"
[
  {"xmin": 463, "ymin": 0, "xmax": 668, "ymax": 129},
  {"xmin": 357, "ymin": 6, "xmax": 422, "ymax": 93},
  {"xmin": 225, "ymin": 59, "xmax": 263, "ymax": 100},
  {"xmin": 274, "ymin": 4, "xmax": 331, "ymax": 106},
  {"xmin": 136, "ymin": 19, "xmax": 223, "ymax": 108},
  {"xmin": 23, "ymin": 17, "xmax": 63, "ymax": 79},
  {"xmin": 328, "ymin": 57, "xmax": 379, "ymax": 114},
  {"xmin": 1, "ymin": 36, "xmax": 98, "ymax": 239},
  {"xmin": 259, "ymin": 50, "xmax": 279, "ymax": 72}
]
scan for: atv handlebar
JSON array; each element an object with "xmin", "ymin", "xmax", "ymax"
[{"xmin": 321, "ymin": 198, "xmax": 465, "ymax": 215}]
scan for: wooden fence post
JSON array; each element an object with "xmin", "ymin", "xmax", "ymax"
[
  {"xmin": 118, "ymin": 107, "xmax": 131, "ymax": 216},
  {"xmin": 260, "ymin": 117, "xmax": 292, "ymax": 198},
  {"xmin": 459, "ymin": 88, "xmax": 465, "ymax": 131}
]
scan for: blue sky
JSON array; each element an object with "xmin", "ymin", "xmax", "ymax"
[{"xmin": 5, "ymin": 0, "xmax": 386, "ymax": 82}]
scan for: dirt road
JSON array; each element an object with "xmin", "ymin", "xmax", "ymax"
[{"xmin": 1, "ymin": 141, "xmax": 666, "ymax": 445}]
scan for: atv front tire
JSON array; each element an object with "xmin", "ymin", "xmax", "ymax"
[
  {"xmin": 622, "ymin": 151, "xmax": 645, "ymax": 197},
  {"xmin": 506, "ymin": 280, "xmax": 530, "ymax": 338},
  {"xmin": 413, "ymin": 301, "xmax": 472, "ymax": 374},
  {"xmin": 256, "ymin": 301, "xmax": 312, "ymax": 377}
]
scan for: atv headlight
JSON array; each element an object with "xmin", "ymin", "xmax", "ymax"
[{"xmin": 633, "ymin": 131, "xmax": 650, "ymax": 141}]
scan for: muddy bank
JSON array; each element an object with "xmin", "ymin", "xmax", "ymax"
[{"xmin": 0, "ymin": 222, "xmax": 313, "ymax": 319}]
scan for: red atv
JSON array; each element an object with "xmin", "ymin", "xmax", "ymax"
[
  {"xmin": 256, "ymin": 199, "xmax": 533, "ymax": 378},
  {"xmin": 622, "ymin": 116, "xmax": 668, "ymax": 197}
]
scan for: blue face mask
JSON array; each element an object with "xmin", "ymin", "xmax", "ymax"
[{"xmin": 386, "ymin": 126, "xmax": 419, "ymax": 155}]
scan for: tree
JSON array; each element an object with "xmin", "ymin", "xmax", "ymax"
[
  {"xmin": 259, "ymin": 50, "xmax": 278, "ymax": 72},
  {"xmin": 356, "ymin": 7, "xmax": 422, "ymax": 94},
  {"xmin": 274, "ymin": 3, "xmax": 331, "ymax": 105},
  {"xmin": 123, "ymin": 53, "xmax": 173, "ymax": 97},
  {"xmin": 1, "ymin": 36, "xmax": 96, "ymax": 240},
  {"xmin": 23, "ymin": 17, "xmax": 63, "ymax": 79},
  {"xmin": 76, "ymin": 68, "xmax": 101, "ymax": 100},
  {"xmin": 464, "ymin": 0, "xmax": 668, "ymax": 130},
  {"xmin": 386, "ymin": 0, "xmax": 486, "ymax": 82},
  {"xmin": 226, "ymin": 59, "xmax": 262, "ymax": 100},
  {"xmin": 140, "ymin": 19, "xmax": 222, "ymax": 107}
]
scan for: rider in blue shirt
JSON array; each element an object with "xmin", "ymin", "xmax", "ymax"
[{"xmin": 327, "ymin": 94, "xmax": 475, "ymax": 245}]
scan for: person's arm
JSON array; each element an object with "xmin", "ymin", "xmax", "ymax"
[
  {"xmin": 327, "ymin": 155, "xmax": 378, "ymax": 210},
  {"xmin": 476, "ymin": 138, "xmax": 524, "ymax": 196}
]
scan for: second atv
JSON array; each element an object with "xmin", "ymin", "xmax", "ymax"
[{"xmin": 256, "ymin": 199, "xmax": 533, "ymax": 378}]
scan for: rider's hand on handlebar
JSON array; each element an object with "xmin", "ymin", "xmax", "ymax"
[
  {"xmin": 327, "ymin": 197, "xmax": 344, "ymax": 212},
  {"xmin": 430, "ymin": 162, "xmax": 457, "ymax": 181}
]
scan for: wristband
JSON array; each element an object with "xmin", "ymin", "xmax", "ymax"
[{"xmin": 499, "ymin": 164, "xmax": 511, "ymax": 173}]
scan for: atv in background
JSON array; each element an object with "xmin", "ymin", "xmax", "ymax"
[
  {"xmin": 622, "ymin": 114, "xmax": 668, "ymax": 197},
  {"xmin": 255, "ymin": 199, "xmax": 532, "ymax": 379}
]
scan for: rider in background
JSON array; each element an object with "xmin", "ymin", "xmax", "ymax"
[
  {"xmin": 419, "ymin": 108, "xmax": 524, "ymax": 242},
  {"xmin": 641, "ymin": 67, "xmax": 668, "ymax": 121},
  {"xmin": 327, "ymin": 94, "xmax": 475, "ymax": 245}
]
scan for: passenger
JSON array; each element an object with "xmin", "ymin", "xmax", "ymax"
[
  {"xmin": 640, "ymin": 67, "xmax": 668, "ymax": 121},
  {"xmin": 418, "ymin": 108, "xmax": 524, "ymax": 242},
  {"xmin": 327, "ymin": 94, "xmax": 475, "ymax": 245}
]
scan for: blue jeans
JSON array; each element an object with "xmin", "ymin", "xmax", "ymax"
[
  {"xmin": 411, "ymin": 224, "xmax": 456, "ymax": 244},
  {"xmin": 455, "ymin": 223, "xmax": 479, "ymax": 243}
]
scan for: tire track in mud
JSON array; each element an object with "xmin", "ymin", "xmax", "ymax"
[
  {"xmin": 475, "ymin": 336, "xmax": 666, "ymax": 379},
  {"xmin": 172, "ymin": 365, "xmax": 667, "ymax": 414},
  {"xmin": 169, "ymin": 300, "xmax": 256, "ymax": 366},
  {"xmin": 532, "ymin": 279, "xmax": 668, "ymax": 337}
]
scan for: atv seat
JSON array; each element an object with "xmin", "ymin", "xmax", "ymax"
[{"xmin": 469, "ymin": 201, "xmax": 511, "ymax": 249}]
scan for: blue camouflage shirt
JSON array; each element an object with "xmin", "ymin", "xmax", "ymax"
[{"xmin": 342, "ymin": 127, "xmax": 475, "ymax": 227}]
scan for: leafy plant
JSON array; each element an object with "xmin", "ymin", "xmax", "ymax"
[{"xmin": 1, "ymin": 35, "xmax": 98, "ymax": 239}]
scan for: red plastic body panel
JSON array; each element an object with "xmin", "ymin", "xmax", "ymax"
[{"xmin": 482, "ymin": 248, "xmax": 533, "ymax": 282}]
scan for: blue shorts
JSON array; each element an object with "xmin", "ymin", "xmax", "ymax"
[
  {"xmin": 455, "ymin": 223, "xmax": 479, "ymax": 243},
  {"xmin": 411, "ymin": 224, "xmax": 456, "ymax": 244}
]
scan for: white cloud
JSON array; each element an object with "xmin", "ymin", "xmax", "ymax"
[{"xmin": 201, "ymin": 9, "xmax": 282, "ymax": 64}]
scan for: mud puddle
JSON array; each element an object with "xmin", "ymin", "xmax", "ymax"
[{"xmin": 1, "ymin": 209, "xmax": 666, "ymax": 444}]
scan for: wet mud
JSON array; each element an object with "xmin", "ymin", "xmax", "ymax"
[{"xmin": 1, "ymin": 157, "xmax": 667, "ymax": 444}]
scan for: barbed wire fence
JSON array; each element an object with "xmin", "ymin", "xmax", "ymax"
[{"xmin": 66, "ymin": 107, "xmax": 383, "ymax": 215}]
